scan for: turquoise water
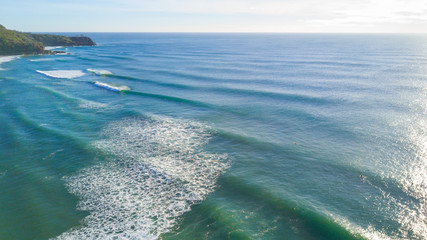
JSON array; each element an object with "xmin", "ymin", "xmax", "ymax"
[{"xmin": 0, "ymin": 34, "xmax": 426, "ymax": 240}]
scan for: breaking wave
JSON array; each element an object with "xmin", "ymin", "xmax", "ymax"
[
  {"xmin": 87, "ymin": 69, "xmax": 113, "ymax": 75},
  {"xmin": 56, "ymin": 117, "xmax": 229, "ymax": 240},
  {"xmin": 0, "ymin": 56, "xmax": 19, "ymax": 64},
  {"xmin": 93, "ymin": 81, "xmax": 130, "ymax": 92},
  {"xmin": 30, "ymin": 59, "xmax": 57, "ymax": 62},
  {"xmin": 36, "ymin": 70, "xmax": 86, "ymax": 79}
]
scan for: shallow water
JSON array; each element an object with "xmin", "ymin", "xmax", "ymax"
[{"xmin": 0, "ymin": 33, "xmax": 426, "ymax": 240}]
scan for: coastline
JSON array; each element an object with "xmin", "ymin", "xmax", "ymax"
[
  {"xmin": 0, "ymin": 24, "xmax": 95, "ymax": 56},
  {"xmin": 0, "ymin": 47, "xmax": 68, "ymax": 69}
]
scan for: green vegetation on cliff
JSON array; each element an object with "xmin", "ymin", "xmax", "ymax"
[
  {"xmin": 27, "ymin": 33, "xmax": 75, "ymax": 47},
  {"xmin": 0, "ymin": 25, "xmax": 44, "ymax": 55},
  {"xmin": 0, "ymin": 24, "xmax": 96, "ymax": 56}
]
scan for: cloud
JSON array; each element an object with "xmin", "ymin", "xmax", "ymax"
[
  {"xmin": 285, "ymin": 0, "xmax": 427, "ymax": 32},
  {"xmin": 111, "ymin": 0, "xmax": 345, "ymax": 15},
  {"xmin": 2, "ymin": 0, "xmax": 427, "ymax": 32},
  {"xmin": 111, "ymin": 0, "xmax": 427, "ymax": 17},
  {"xmin": 111, "ymin": 0, "xmax": 427, "ymax": 28}
]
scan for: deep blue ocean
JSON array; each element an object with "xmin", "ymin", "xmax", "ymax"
[{"xmin": 0, "ymin": 33, "xmax": 426, "ymax": 240}]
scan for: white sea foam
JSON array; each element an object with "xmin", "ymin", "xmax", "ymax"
[
  {"xmin": 93, "ymin": 81, "xmax": 130, "ymax": 92},
  {"xmin": 78, "ymin": 99, "xmax": 110, "ymax": 110},
  {"xmin": 36, "ymin": 70, "xmax": 85, "ymax": 79},
  {"xmin": 87, "ymin": 69, "xmax": 113, "ymax": 75},
  {"xmin": 30, "ymin": 59, "xmax": 56, "ymax": 62},
  {"xmin": 56, "ymin": 117, "xmax": 229, "ymax": 240},
  {"xmin": 0, "ymin": 56, "xmax": 19, "ymax": 64}
]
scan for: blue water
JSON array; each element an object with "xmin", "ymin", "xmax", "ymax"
[{"xmin": 0, "ymin": 33, "xmax": 426, "ymax": 240}]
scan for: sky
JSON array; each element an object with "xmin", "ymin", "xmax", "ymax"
[{"xmin": 1, "ymin": 0, "xmax": 427, "ymax": 33}]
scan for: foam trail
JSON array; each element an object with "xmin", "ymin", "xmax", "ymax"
[
  {"xmin": 37, "ymin": 70, "xmax": 85, "ymax": 79},
  {"xmin": 56, "ymin": 117, "xmax": 229, "ymax": 240},
  {"xmin": 87, "ymin": 69, "xmax": 113, "ymax": 75},
  {"xmin": 78, "ymin": 99, "xmax": 110, "ymax": 110},
  {"xmin": 93, "ymin": 81, "xmax": 130, "ymax": 92}
]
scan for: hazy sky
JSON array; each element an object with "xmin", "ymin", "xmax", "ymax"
[{"xmin": 1, "ymin": 0, "xmax": 427, "ymax": 32}]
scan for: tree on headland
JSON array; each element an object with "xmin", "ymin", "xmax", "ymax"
[
  {"xmin": 0, "ymin": 24, "xmax": 44, "ymax": 55},
  {"xmin": 0, "ymin": 24, "xmax": 95, "ymax": 56}
]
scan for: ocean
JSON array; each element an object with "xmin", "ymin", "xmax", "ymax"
[{"xmin": 0, "ymin": 33, "xmax": 425, "ymax": 240}]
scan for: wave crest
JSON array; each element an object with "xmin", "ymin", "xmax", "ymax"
[
  {"xmin": 36, "ymin": 70, "xmax": 85, "ymax": 79},
  {"xmin": 87, "ymin": 69, "xmax": 113, "ymax": 75},
  {"xmin": 93, "ymin": 81, "xmax": 130, "ymax": 92}
]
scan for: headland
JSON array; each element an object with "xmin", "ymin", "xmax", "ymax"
[{"xmin": 0, "ymin": 24, "xmax": 95, "ymax": 55}]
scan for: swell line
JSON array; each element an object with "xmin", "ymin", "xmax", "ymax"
[
  {"xmin": 124, "ymin": 90, "xmax": 213, "ymax": 108},
  {"xmin": 219, "ymin": 176, "xmax": 364, "ymax": 239},
  {"xmin": 104, "ymin": 74, "xmax": 196, "ymax": 90},
  {"xmin": 208, "ymin": 87, "xmax": 338, "ymax": 105}
]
